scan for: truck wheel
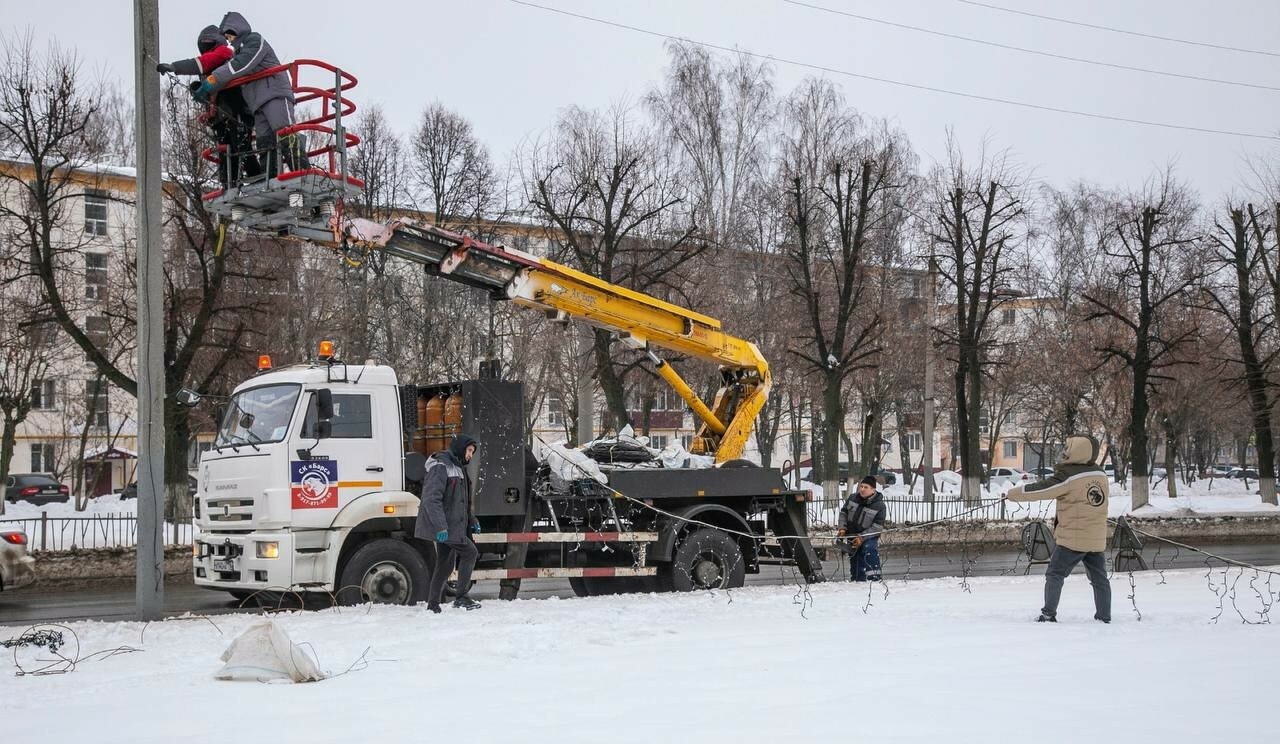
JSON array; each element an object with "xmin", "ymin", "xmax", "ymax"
[
  {"xmin": 336, "ymin": 539, "xmax": 429, "ymax": 606},
  {"xmin": 669, "ymin": 529, "xmax": 746, "ymax": 591}
]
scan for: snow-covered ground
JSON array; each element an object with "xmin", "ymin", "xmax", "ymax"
[{"xmin": 2, "ymin": 569, "xmax": 1274, "ymax": 742}]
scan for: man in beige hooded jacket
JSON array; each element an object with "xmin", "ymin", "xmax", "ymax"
[{"xmin": 1007, "ymin": 435, "xmax": 1111, "ymax": 623}]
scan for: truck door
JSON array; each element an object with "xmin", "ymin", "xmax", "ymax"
[{"xmin": 292, "ymin": 389, "xmax": 387, "ymax": 513}]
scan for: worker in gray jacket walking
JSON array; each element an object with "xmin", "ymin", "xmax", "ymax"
[
  {"xmin": 415, "ymin": 434, "xmax": 482, "ymax": 613},
  {"xmin": 1008, "ymin": 435, "xmax": 1111, "ymax": 623}
]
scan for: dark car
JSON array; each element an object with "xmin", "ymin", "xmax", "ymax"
[
  {"xmin": 4, "ymin": 473, "xmax": 70, "ymax": 506},
  {"xmin": 119, "ymin": 474, "xmax": 198, "ymax": 500}
]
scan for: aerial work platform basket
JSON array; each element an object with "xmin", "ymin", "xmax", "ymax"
[{"xmin": 200, "ymin": 59, "xmax": 363, "ymax": 241}]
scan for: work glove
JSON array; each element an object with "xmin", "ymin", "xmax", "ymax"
[
  {"xmin": 836, "ymin": 527, "xmax": 847, "ymax": 537},
  {"xmin": 156, "ymin": 62, "xmax": 174, "ymax": 74},
  {"xmin": 192, "ymin": 78, "xmax": 214, "ymax": 103},
  {"xmin": 849, "ymin": 535, "xmax": 863, "ymax": 548},
  {"xmin": 435, "ymin": 530, "xmax": 448, "ymax": 542},
  {"xmin": 470, "ymin": 523, "xmax": 481, "ymax": 534}
]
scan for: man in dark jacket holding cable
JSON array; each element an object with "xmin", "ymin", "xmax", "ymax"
[
  {"xmin": 194, "ymin": 12, "xmax": 307, "ymax": 177},
  {"xmin": 416, "ymin": 434, "xmax": 482, "ymax": 613},
  {"xmin": 838, "ymin": 476, "xmax": 887, "ymax": 581}
]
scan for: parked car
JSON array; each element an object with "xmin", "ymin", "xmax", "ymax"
[
  {"xmin": 988, "ymin": 467, "xmax": 1031, "ymax": 488},
  {"xmin": 1228, "ymin": 467, "xmax": 1259, "ymax": 480},
  {"xmin": 3, "ymin": 473, "xmax": 70, "ymax": 506},
  {"xmin": 119, "ymin": 474, "xmax": 198, "ymax": 500},
  {"xmin": 0, "ymin": 529, "xmax": 36, "ymax": 592},
  {"xmin": 1028, "ymin": 466, "xmax": 1055, "ymax": 480}
]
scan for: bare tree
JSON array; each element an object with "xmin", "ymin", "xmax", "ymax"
[
  {"xmin": 0, "ymin": 36, "xmax": 277, "ymax": 516},
  {"xmin": 0, "ymin": 301, "xmax": 51, "ymax": 516},
  {"xmin": 523, "ymin": 104, "xmax": 703, "ymax": 428},
  {"xmin": 408, "ymin": 102, "xmax": 503, "ymax": 380},
  {"xmin": 646, "ymin": 41, "xmax": 775, "ymax": 247},
  {"xmin": 1082, "ymin": 172, "xmax": 1201, "ymax": 508},
  {"xmin": 778, "ymin": 79, "xmax": 909, "ymax": 498},
  {"xmin": 926, "ymin": 137, "xmax": 1027, "ymax": 502},
  {"xmin": 1203, "ymin": 202, "xmax": 1279, "ymax": 504}
]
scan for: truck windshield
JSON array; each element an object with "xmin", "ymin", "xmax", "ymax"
[{"xmin": 216, "ymin": 383, "xmax": 301, "ymax": 448}]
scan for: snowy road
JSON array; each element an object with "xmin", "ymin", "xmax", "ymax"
[
  {"xmin": 2, "ymin": 567, "xmax": 1276, "ymax": 743},
  {"xmin": 4, "ymin": 542, "xmax": 1278, "ymax": 624}
]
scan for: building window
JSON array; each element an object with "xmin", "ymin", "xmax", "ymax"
[
  {"xmin": 85, "ymin": 379, "xmax": 109, "ymax": 428},
  {"xmin": 30, "ymin": 443, "xmax": 55, "ymax": 472},
  {"xmin": 649, "ymin": 434, "xmax": 669, "ymax": 450},
  {"xmin": 546, "ymin": 396, "xmax": 564, "ymax": 426},
  {"xmin": 1001, "ymin": 307, "xmax": 1016, "ymax": 325},
  {"xmin": 905, "ymin": 432, "xmax": 923, "ymax": 451},
  {"xmin": 85, "ymin": 315, "xmax": 110, "ymax": 360},
  {"xmin": 85, "ymin": 253, "xmax": 108, "ymax": 299},
  {"xmin": 1002, "ymin": 440, "xmax": 1018, "ymax": 459},
  {"xmin": 31, "ymin": 379, "xmax": 56, "ymax": 410},
  {"xmin": 84, "ymin": 191, "xmax": 109, "ymax": 237},
  {"xmin": 680, "ymin": 434, "xmax": 693, "ymax": 450}
]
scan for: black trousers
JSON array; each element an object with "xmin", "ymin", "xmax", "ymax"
[{"xmin": 427, "ymin": 539, "xmax": 478, "ymax": 604}]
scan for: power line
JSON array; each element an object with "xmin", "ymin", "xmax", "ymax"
[
  {"xmin": 506, "ymin": 0, "xmax": 1279, "ymax": 141},
  {"xmin": 956, "ymin": 0, "xmax": 1280, "ymax": 59},
  {"xmin": 784, "ymin": 0, "xmax": 1280, "ymax": 93}
]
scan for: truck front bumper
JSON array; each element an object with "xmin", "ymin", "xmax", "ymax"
[{"xmin": 193, "ymin": 531, "xmax": 298, "ymax": 591}]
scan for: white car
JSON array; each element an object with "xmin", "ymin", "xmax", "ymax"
[
  {"xmin": 0, "ymin": 529, "xmax": 36, "ymax": 592},
  {"xmin": 988, "ymin": 467, "xmax": 1031, "ymax": 489}
]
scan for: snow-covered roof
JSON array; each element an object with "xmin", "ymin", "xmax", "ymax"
[{"xmin": 82, "ymin": 444, "xmax": 138, "ymax": 460}]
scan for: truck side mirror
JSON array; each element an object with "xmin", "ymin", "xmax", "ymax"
[
  {"xmin": 314, "ymin": 389, "xmax": 334, "ymax": 439},
  {"xmin": 316, "ymin": 388, "xmax": 334, "ymax": 419},
  {"xmin": 175, "ymin": 388, "xmax": 203, "ymax": 407}
]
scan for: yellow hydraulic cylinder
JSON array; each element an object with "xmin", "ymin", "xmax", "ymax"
[{"xmin": 646, "ymin": 351, "xmax": 726, "ymax": 436}]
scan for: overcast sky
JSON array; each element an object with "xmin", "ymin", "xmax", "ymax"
[{"xmin": 4, "ymin": 0, "xmax": 1279, "ymax": 199}]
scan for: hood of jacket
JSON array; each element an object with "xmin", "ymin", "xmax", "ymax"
[
  {"xmin": 1061, "ymin": 435, "xmax": 1100, "ymax": 466},
  {"xmin": 220, "ymin": 12, "xmax": 251, "ymax": 37},
  {"xmin": 448, "ymin": 434, "xmax": 478, "ymax": 463},
  {"xmin": 196, "ymin": 25, "xmax": 223, "ymax": 54}
]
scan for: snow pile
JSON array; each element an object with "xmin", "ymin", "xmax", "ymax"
[
  {"xmin": 543, "ymin": 442, "xmax": 608, "ymax": 491},
  {"xmin": 2, "ymin": 570, "xmax": 1276, "ymax": 742},
  {"xmin": 214, "ymin": 620, "xmax": 325, "ymax": 683},
  {"xmin": 655, "ymin": 441, "xmax": 715, "ymax": 470}
]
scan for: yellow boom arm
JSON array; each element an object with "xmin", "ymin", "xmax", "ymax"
[{"xmin": 339, "ymin": 217, "xmax": 770, "ymax": 462}]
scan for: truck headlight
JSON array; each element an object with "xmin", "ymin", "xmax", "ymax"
[{"xmin": 256, "ymin": 541, "xmax": 279, "ymax": 559}]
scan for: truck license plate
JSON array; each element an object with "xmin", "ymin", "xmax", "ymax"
[{"xmin": 212, "ymin": 559, "xmax": 234, "ymax": 572}]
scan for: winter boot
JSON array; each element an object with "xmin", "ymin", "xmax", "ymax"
[
  {"xmin": 452, "ymin": 596, "xmax": 481, "ymax": 611},
  {"xmin": 426, "ymin": 601, "xmax": 442, "ymax": 614},
  {"xmin": 1036, "ymin": 613, "xmax": 1057, "ymax": 623}
]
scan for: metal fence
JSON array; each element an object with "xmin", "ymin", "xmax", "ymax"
[
  {"xmin": 808, "ymin": 497, "xmax": 1015, "ymax": 529},
  {"xmin": 0, "ymin": 512, "xmax": 195, "ymax": 552}
]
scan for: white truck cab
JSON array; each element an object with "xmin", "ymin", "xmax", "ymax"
[{"xmin": 193, "ymin": 360, "xmax": 420, "ymax": 599}]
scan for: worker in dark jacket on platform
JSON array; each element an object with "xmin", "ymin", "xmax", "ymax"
[
  {"xmin": 157, "ymin": 24, "xmax": 261, "ymax": 187},
  {"xmin": 416, "ymin": 434, "xmax": 482, "ymax": 612},
  {"xmin": 838, "ymin": 476, "xmax": 887, "ymax": 581},
  {"xmin": 196, "ymin": 12, "xmax": 307, "ymax": 177}
]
